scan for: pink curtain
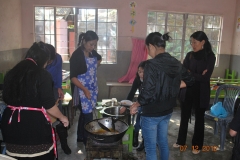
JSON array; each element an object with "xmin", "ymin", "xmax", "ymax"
[{"xmin": 118, "ymin": 37, "xmax": 148, "ymax": 83}]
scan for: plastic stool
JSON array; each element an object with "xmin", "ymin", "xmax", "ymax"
[
  {"xmin": 225, "ymin": 69, "xmax": 236, "ymax": 81},
  {"xmin": 122, "ymin": 124, "xmax": 134, "ymax": 152}
]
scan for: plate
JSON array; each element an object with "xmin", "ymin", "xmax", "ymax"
[
  {"xmin": 120, "ymin": 100, "xmax": 133, "ymax": 107},
  {"xmin": 95, "ymin": 106, "xmax": 103, "ymax": 110}
]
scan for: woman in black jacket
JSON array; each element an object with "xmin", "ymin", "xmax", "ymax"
[
  {"xmin": 70, "ymin": 31, "xmax": 102, "ymax": 145},
  {"xmin": 130, "ymin": 32, "xmax": 194, "ymax": 160},
  {"xmin": 173, "ymin": 31, "xmax": 216, "ymax": 154}
]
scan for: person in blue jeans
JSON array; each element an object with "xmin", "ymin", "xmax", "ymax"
[
  {"xmin": 130, "ymin": 32, "xmax": 194, "ymax": 160},
  {"xmin": 121, "ymin": 61, "xmax": 147, "ymax": 151}
]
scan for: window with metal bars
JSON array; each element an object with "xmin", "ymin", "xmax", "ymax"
[
  {"xmin": 147, "ymin": 11, "xmax": 222, "ymax": 65},
  {"xmin": 34, "ymin": 7, "xmax": 118, "ymax": 64}
]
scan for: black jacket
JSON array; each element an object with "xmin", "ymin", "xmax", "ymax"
[
  {"xmin": 126, "ymin": 77, "xmax": 143, "ymax": 101},
  {"xmin": 70, "ymin": 47, "xmax": 102, "ymax": 79},
  {"xmin": 69, "ymin": 47, "xmax": 102, "ymax": 94},
  {"xmin": 138, "ymin": 52, "xmax": 194, "ymax": 117},
  {"xmin": 181, "ymin": 51, "xmax": 216, "ymax": 108}
]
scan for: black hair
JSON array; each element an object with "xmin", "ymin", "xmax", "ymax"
[
  {"xmin": 3, "ymin": 42, "xmax": 50, "ymax": 104},
  {"xmin": 25, "ymin": 41, "xmax": 50, "ymax": 68},
  {"xmin": 145, "ymin": 32, "xmax": 171, "ymax": 48},
  {"xmin": 77, "ymin": 30, "xmax": 99, "ymax": 47},
  {"xmin": 190, "ymin": 31, "xmax": 213, "ymax": 55},
  {"xmin": 45, "ymin": 43, "xmax": 56, "ymax": 61},
  {"xmin": 135, "ymin": 60, "xmax": 147, "ymax": 85}
]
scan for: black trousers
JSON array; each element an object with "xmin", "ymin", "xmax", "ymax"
[
  {"xmin": 77, "ymin": 104, "xmax": 93, "ymax": 145},
  {"xmin": 177, "ymin": 92, "xmax": 206, "ymax": 150}
]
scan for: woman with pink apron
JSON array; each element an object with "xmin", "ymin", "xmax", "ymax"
[{"xmin": 1, "ymin": 42, "xmax": 69, "ymax": 160}]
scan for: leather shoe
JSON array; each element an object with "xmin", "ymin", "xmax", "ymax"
[
  {"xmin": 133, "ymin": 130, "xmax": 139, "ymax": 147},
  {"xmin": 136, "ymin": 140, "xmax": 144, "ymax": 151}
]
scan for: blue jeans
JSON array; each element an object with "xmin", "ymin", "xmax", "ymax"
[{"xmin": 141, "ymin": 113, "xmax": 172, "ymax": 160}]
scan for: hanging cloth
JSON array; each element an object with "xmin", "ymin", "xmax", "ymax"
[{"xmin": 118, "ymin": 37, "xmax": 148, "ymax": 83}]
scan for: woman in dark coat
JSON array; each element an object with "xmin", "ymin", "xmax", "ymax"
[
  {"xmin": 173, "ymin": 31, "xmax": 216, "ymax": 154},
  {"xmin": 1, "ymin": 42, "xmax": 69, "ymax": 160}
]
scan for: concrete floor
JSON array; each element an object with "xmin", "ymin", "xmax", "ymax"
[{"xmin": 57, "ymin": 106, "xmax": 234, "ymax": 160}]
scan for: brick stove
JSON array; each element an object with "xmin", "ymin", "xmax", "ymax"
[{"xmin": 85, "ymin": 138, "xmax": 123, "ymax": 160}]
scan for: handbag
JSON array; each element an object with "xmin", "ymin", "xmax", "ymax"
[{"xmin": 210, "ymin": 102, "xmax": 228, "ymax": 118}]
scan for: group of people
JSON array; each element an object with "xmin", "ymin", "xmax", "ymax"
[
  {"xmin": 0, "ymin": 30, "xmax": 102, "ymax": 160},
  {"xmin": 127, "ymin": 31, "xmax": 216, "ymax": 160},
  {"xmin": 0, "ymin": 29, "xmax": 217, "ymax": 160}
]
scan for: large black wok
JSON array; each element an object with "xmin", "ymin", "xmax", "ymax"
[{"xmin": 85, "ymin": 117, "xmax": 129, "ymax": 143}]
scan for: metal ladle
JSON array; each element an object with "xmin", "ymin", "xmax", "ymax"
[{"xmin": 93, "ymin": 108, "xmax": 111, "ymax": 132}]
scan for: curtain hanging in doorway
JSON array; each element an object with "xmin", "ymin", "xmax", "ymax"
[{"xmin": 118, "ymin": 37, "xmax": 148, "ymax": 83}]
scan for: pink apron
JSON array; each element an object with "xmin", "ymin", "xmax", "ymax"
[{"xmin": 7, "ymin": 105, "xmax": 57, "ymax": 158}]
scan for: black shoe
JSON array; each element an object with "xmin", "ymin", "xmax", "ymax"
[
  {"xmin": 56, "ymin": 122, "xmax": 72, "ymax": 155},
  {"xmin": 136, "ymin": 140, "xmax": 144, "ymax": 151},
  {"xmin": 133, "ymin": 130, "xmax": 139, "ymax": 147},
  {"xmin": 61, "ymin": 143, "xmax": 72, "ymax": 155}
]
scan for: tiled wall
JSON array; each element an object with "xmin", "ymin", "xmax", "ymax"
[
  {"xmin": 0, "ymin": 48, "xmax": 28, "ymax": 74},
  {"xmin": 212, "ymin": 54, "xmax": 231, "ymax": 78},
  {"xmin": 230, "ymin": 55, "xmax": 240, "ymax": 78}
]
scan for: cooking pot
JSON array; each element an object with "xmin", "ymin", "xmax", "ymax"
[
  {"xmin": 102, "ymin": 101, "xmax": 121, "ymax": 107},
  {"xmin": 85, "ymin": 117, "xmax": 129, "ymax": 143},
  {"xmin": 102, "ymin": 106, "xmax": 130, "ymax": 119},
  {"xmin": 102, "ymin": 100, "xmax": 133, "ymax": 107}
]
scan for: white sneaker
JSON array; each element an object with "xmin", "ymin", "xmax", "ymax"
[{"xmin": 173, "ymin": 143, "xmax": 180, "ymax": 148}]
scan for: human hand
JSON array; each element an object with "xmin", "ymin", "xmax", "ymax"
[
  {"xmin": 180, "ymin": 80, "xmax": 186, "ymax": 88},
  {"xmin": 83, "ymin": 88, "xmax": 91, "ymax": 99},
  {"xmin": 119, "ymin": 107, "xmax": 127, "ymax": 114},
  {"xmin": 130, "ymin": 102, "xmax": 140, "ymax": 115},
  {"xmin": 202, "ymin": 69, "xmax": 208, "ymax": 75},
  {"xmin": 59, "ymin": 116, "xmax": 69, "ymax": 127},
  {"xmin": 58, "ymin": 88, "xmax": 64, "ymax": 100}
]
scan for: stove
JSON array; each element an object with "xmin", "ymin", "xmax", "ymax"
[{"xmin": 86, "ymin": 138, "xmax": 123, "ymax": 160}]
